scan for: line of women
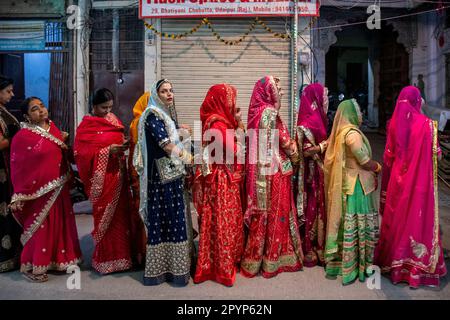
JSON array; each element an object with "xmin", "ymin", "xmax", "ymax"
[
  {"xmin": 131, "ymin": 76, "xmax": 447, "ymax": 289},
  {"xmin": 0, "ymin": 72, "xmax": 447, "ymax": 289}
]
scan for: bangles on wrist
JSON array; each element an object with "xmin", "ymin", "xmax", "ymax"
[
  {"xmin": 319, "ymin": 141, "xmax": 327, "ymax": 154},
  {"xmin": 374, "ymin": 162, "xmax": 382, "ymax": 174},
  {"xmin": 179, "ymin": 149, "xmax": 193, "ymax": 164}
]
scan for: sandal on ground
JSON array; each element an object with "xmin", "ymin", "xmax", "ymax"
[
  {"xmin": 444, "ymin": 248, "xmax": 449, "ymax": 260},
  {"xmin": 22, "ymin": 272, "xmax": 48, "ymax": 283}
]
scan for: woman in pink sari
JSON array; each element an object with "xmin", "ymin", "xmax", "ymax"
[
  {"xmin": 375, "ymin": 86, "xmax": 447, "ymax": 288},
  {"xmin": 295, "ymin": 83, "xmax": 329, "ymax": 267},
  {"xmin": 10, "ymin": 97, "xmax": 82, "ymax": 282},
  {"xmin": 241, "ymin": 75, "xmax": 304, "ymax": 278}
]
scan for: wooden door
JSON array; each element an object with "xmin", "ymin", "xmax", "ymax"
[{"xmin": 378, "ymin": 27, "xmax": 409, "ymax": 128}]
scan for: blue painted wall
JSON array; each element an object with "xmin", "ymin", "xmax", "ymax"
[{"xmin": 24, "ymin": 53, "xmax": 50, "ymax": 107}]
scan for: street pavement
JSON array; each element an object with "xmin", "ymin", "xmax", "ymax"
[{"xmin": 1, "ymin": 134, "xmax": 449, "ymax": 300}]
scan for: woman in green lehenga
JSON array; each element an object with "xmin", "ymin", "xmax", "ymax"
[{"xmin": 323, "ymin": 99, "xmax": 381, "ymax": 285}]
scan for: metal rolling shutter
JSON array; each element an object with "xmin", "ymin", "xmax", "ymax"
[{"xmin": 160, "ymin": 18, "xmax": 292, "ymax": 130}]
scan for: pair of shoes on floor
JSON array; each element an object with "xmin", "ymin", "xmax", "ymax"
[{"xmin": 22, "ymin": 272, "xmax": 48, "ymax": 283}]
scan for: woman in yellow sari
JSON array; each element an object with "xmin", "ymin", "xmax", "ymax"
[{"xmin": 324, "ymin": 99, "xmax": 381, "ymax": 285}]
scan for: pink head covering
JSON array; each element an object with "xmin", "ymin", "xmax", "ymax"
[
  {"xmin": 297, "ymin": 83, "xmax": 328, "ymax": 143},
  {"xmin": 388, "ymin": 86, "xmax": 423, "ymax": 155},
  {"xmin": 245, "ymin": 76, "xmax": 281, "ymax": 225},
  {"xmin": 247, "ymin": 76, "xmax": 280, "ymax": 131},
  {"xmin": 375, "ymin": 85, "xmax": 445, "ymax": 281}
]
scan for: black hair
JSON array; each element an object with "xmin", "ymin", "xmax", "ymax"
[
  {"xmin": 92, "ymin": 88, "xmax": 114, "ymax": 106},
  {"xmin": 20, "ymin": 96, "xmax": 41, "ymax": 116},
  {"xmin": 156, "ymin": 79, "xmax": 170, "ymax": 92},
  {"xmin": 0, "ymin": 74, "xmax": 13, "ymax": 91}
]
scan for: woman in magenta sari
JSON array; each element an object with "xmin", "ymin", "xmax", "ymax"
[
  {"xmin": 295, "ymin": 83, "xmax": 329, "ymax": 267},
  {"xmin": 10, "ymin": 97, "xmax": 82, "ymax": 282},
  {"xmin": 375, "ymin": 86, "xmax": 447, "ymax": 288},
  {"xmin": 241, "ymin": 75, "xmax": 304, "ymax": 278}
]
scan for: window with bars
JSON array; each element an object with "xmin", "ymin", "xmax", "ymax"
[
  {"xmin": 45, "ymin": 21, "xmax": 66, "ymax": 50},
  {"xmin": 90, "ymin": 7, "xmax": 144, "ymax": 71}
]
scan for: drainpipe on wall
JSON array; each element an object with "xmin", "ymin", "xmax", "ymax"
[
  {"xmin": 290, "ymin": 0, "xmax": 299, "ymax": 136},
  {"xmin": 75, "ymin": 0, "xmax": 91, "ymax": 128},
  {"xmin": 144, "ymin": 18, "xmax": 159, "ymax": 92},
  {"xmin": 112, "ymin": 9, "xmax": 120, "ymax": 73}
]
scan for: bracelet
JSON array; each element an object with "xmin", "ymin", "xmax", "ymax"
[
  {"xmin": 179, "ymin": 149, "xmax": 193, "ymax": 164},
  {"xmin": 374, "ymin": 162, "xmax": 382, "ymax": 174},
  {"xmin": 237, "ymin": 121, "xmax": 246, "ymax": 131},
  {"xmin": 319, "ymin": 141, "xmax": 327, "ymax": 154}
]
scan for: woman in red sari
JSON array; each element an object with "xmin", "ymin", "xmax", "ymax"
[
  {"xmin": 241, "ymin": 76, "xmax": 304, "ymax": 278},
  {"xmin": 193, "ymin": 84, "xmax": 245, "ymax": 287},
  {"xmin": 10, "ymin": 97, "xmax": 81, "ymax": 282},
  {"xmin": 374, "ymin": 86, "xmax": 447, "ymax": 288},
  {"xmin": 295, "ymin": 83, "xmax": 329, "ymax": 267},
  {"xmin": 74, "ymin": 88, "xmax": 144, "ymax": 274}
]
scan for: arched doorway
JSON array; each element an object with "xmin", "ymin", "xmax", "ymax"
[
  {"xmin": 323, "ymin": 22, "xmax": 410, "ymax": 131},
  {"xmin": 325, "ymin": 26, "xmax": 370, "ymax": 127},
  {"xmin": 377, "ymin": 24, "xmax": 410, "ymax": 129}
]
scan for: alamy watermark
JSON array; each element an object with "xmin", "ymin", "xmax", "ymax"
[
  {"xmin": 66, "ymin": 5, "xmax": 82, "ymax": 30},
  {"xmin": 66, "ymin": 265, "xmax": 81, "ymax": 290},
  {"xmin": 171, "ymin": 124, "xmax": 289, "ymax": 176},
  {"xmin": 366, "ymin": 265, "xmax": 381, "ymax": 290},
  {"xmin": 367, "ymin": 5, "xmax": 381, "ymax": 30}
]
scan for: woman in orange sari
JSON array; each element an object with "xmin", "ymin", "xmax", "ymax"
[
  {"xmin": 193, "ymin": 84, "xmax": 245, "ymax": 287},
  {"xmin": 10, "ymin": 97, "xmax": 81, "ymax": 282},
  {"xmin": 129, "ymin": 92, "xmax": 150, "ymax": 213},
  {"xmin": 74, "ymin": 88, "xmax": 144, "ymax": 274},
  {"xmin": 128, "ymin": 92, "xmax": 150, "ymax": 265}
]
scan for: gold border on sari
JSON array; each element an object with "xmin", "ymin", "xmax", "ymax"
[
  {"xmin": 20, "ymin": 257, "xmax": 82, "ymax": 275},
  {"xmin": 90, "ymin": 146, "xmax": 110, "ymax": 203},
  {"xmin": 0, "ymin": 256, "xmax": 19, "ymax": 272},
  {"xmin": 21, "ymin": 121, "xmax": 67, "ymax": 150},
  {"xmin": 256, "ymin": 108, "xmax": 277, "ymax": 211},
  {"xmin": 92, "ymin": 174, "xmax": 122, "ymax": 244},
  {"xmin": 295, "ymin": 127, "xmax": 306, "ymax": 225},
  {"xmin": 20, "ymin": 184, "xmax": 64, "ymax": 246},
  {"xmin": 11, "ymin": 173, "xmax": 70, "ymax": 204}
]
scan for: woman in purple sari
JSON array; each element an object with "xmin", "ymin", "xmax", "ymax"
[
  {"xmin": 295, "ymin": 83, "xmax": 329, "ymax": 267},
  {"xmin": 375, "ymin": 86, "xmax": 447, "ymax": 288}
]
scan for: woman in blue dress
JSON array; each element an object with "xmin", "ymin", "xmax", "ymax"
[{"xmin": 133, "ymin": 79, "xmax": 194, "ymax": 286}]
